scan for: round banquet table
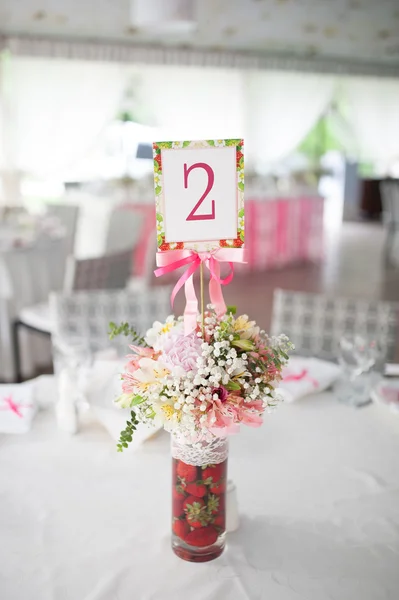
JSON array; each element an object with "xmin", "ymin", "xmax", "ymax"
[{"xmin": 1, "ymin": 387, "xmax": 399, "ymax": 600}]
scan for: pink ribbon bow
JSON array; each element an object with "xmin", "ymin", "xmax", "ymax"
[{"xmin": 155, "ymin": 248, "xmax": 246, "ymax": 335}]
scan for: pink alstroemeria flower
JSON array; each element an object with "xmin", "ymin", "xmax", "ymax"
[
  {"xmin": 237, "ymin": 398, "xmax": 264, "ymax": 427},
  {"xmin": 206, "ymin": 394, "xmax": 264, "ymax": 437},
  {"xmin": 206, "ymin": 398, "xmax": 240, "ymax": 437},
  {"xmin": 125, "ymin": 345, "xmax": 159, "ymax": 362},
  {"xmin": 121, "ymin": 345, "xmax": 160, "ymax": 395}
]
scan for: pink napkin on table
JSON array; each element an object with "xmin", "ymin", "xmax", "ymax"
[
  {"xmin": 278, "ymin": 357, "xmax": 342, "ymax": 403},
  {"xmin": 0, "ymin": 385, "xmax": 37, "ymax": 433}
]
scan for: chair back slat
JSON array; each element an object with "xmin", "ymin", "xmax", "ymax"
[
  {"xmin": 271, "ymin": 289, "xmax": 399, "ymax": 362},
  {"xmin": 46, "ymin": 204, "xmax": 79, "ymax": 255},
  {"xmin": 50, "ymin": 287, "xmax": 172, "ymax": 355},
  {"xmin": 105, "ymin": 207, "xmax": 145, "ymax": 254},
  {"xmin": 63, "ymin": 250, "xmax": 133, "ymax": 292}
]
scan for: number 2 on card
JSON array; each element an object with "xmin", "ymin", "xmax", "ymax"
[{"xmin": 184, "ymin": 162, "xmax": 215, "ymax": 221}]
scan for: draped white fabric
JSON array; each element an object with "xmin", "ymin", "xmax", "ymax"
[
  {"xmin": 3, "ymin": 56, "xmax": 398, "ymax": 185},
  {"xmin": 1, "ymin": 57, "xmax": 126, "ymax": 182},
  {"xmin": 244, "ymin": 71, "xmax": 336, "ymax": 171},
  {"xmin": 344, "ymin": 77, "xmax": 399, "ymax": 165},
  {"xmin": 130, "ymin": 65, "xmax": 245, "ymax": 140},
  {"xmin": 0, "ymin": 53, "xmax": 21, "ymax": 205}
]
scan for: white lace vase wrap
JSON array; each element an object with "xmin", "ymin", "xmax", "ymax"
[{"xmin": 171, "ymin": 434, "xmax": 228, "ymax": 467}]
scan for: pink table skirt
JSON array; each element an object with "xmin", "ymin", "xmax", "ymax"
[
  {"xmin": 132, "ymin": 197, "xmax": 324, "ymax": 276},
  {"xmin": 243, "ymin": 196, "xmax": 324, "ymax": 271}
]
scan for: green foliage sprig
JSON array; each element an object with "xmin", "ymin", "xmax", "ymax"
[
  {"xmin": 108, "ymin": 321, "xmax": 148, "ymax": 347},
  {"xmin": 117, "ymin": 410, "xmax": 139, "ymax": 452}
]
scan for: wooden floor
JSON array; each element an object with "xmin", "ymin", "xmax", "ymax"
[{"xmin": 174, "ymin": 222, "xmax": 399, "ymax": 334}]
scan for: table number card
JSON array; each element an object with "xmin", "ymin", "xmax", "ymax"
[{"xmin": 153, "ymin": 139, "xmax": 244, "ymax": 252}]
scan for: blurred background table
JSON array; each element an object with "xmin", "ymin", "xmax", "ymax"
[
  {"xmin": 1, "ymin": 382, "xmax": 398, "ymax": 600},
  {"xmin": 244, "ymin": 195, "xmax": 324, "ymax": 270},
  {"xmin": 132, "ymin": 195, "xmax": 324, "ymax": 276}
]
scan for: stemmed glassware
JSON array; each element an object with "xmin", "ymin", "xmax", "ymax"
[
  {"xmin": 52, "ymin": 335, "xmax": 92, "ymax": 432},
  {"xmin": 339, "ymin": 335, "xmax": 380, "ymax": 378},
  {"xmin": 336, "ymin": 335, "xmax": 381, "ymax": 407}
]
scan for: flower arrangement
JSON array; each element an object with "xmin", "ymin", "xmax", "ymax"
[{"xmin": 113, "ymin": 306, "xmax": 292, "ymax": 451}]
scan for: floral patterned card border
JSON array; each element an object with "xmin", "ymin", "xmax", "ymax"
[{"xmin": 153, "ymin": 139, "xmax": 244, "ymax": 252}]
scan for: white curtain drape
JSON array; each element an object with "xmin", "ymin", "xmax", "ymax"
[
  {"xmin": 6, "ymin": 58, "xmax": 387, "ymax": 187},
  {"xmin": 1, "ymin": 57, "xmax": 126, "ymax": 183},
  {"xmin": 0, "ymin": 51, "xmax": 22, "ymax": 205},
  {"xmin": 2, "ymin": 55, "xmax": 399, "ymax": 186},
  {"xmin": 344, "ymin": 77, "xmax": 399, "ymax": 167},
  {"xmin": 130, "ymin": 65, "xmax": 245, "ymax": 140},
  {"xmin": 244, "ymin": 71, "xmax": 336, "ymax": 171}
]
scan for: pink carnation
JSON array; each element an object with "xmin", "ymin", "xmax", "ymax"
[{"xmin": 161, "ymin": 331, "xmax": 202, "ymax": 372}]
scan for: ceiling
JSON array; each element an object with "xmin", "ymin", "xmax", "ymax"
[{"xmin": 0, "ymin": 0, "xmax": 399, "ymax": 65}]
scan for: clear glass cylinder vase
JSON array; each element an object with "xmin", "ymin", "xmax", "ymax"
[{"xmin": 171, "ymin": 435, "xmax": 228, "ymax": 562}]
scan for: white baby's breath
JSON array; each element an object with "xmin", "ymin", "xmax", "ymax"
[{"xmin": 116, "ymin": 306, "xmax": 292, "ymax": 451}]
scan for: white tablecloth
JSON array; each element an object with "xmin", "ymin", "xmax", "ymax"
[
  {"xmin": 0, "ymin": 236, "xmax": 67, "ymax": 381},
  {"xmin": 1, "ymin": 389, "xmax": 399, "ymax": 600}
]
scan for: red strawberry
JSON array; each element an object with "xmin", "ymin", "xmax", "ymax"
[
  {"xmin": 175, "ymin": 242, "xmax": 184, "ymax": 250},
  {"xmin": 173, "ymin": 519, "xmax": 189, "ymax": 540},
  {"xmin": 202, "ymin": 464, "xmax": 223, "ymax": 485},
  {"xmin": 213, "ymin": 514, "xmax": 225, "ymax": 528},
  {"xmin": 186, "ymin": 514, "xmax": 208, "ymax": 529},
  {"xmin": 236, "ymin": 151, "xmax": 243, "ymax": 167},
  {"xmin": 183, "ymin": 495, "xmax": 204, "ymax": 512},
  {"xmin": 185, "ymin": 526, "xmax": 218, "ymax": 547},
  {"xmin": 184, "ymin": 496, "xmax": 209, "ymax": 528},
  {"xmin": 172, "ymin": 486, "xmax": 185, "ymax": 500},
  {"xmin": 173, "ymin": 496, "xmax": 185, "ymax": 517},
  {"xmin": 176, "ymin": 462, "xmax": 197, "ymax": 483},
  {"xmin": 210, "ymin": 480, "xmax": 226, "ymax": 495},
  {"xmin": 219, "ymin": 239, "xmax": 228, "ymax": 248},
  {"xmin": 159, "ymin": 242, "xmax": 170, "ymax": 251},
  {"xmin": 206, "ymin": 494, "xmax": 220, "ymax": 515},
  {"xmin": 185, "ymin": 482, "xmax": 207, "ymax": 498},
  {"xmin": 154, "ymin": 154, "xmax": 162, "ymax": 167},
  {"xmin": 233, "ymin": 238, "xmax": 244, "ymax": 248}
]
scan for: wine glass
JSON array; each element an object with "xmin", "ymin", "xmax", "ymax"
[
  {"xmin": 337, "ymin": 335, "xmax": 381, "ymax": 407},
  {"xmin": 52, "ymin": 335, "xmax": 92, "ymax": 432},
  {"xmin": 339, "ymin": 335, "xmax": 380, "ymax": 379}
]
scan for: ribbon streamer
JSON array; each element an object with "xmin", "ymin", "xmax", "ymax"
[
  {"xmin": 283, "ymin": 369, "xmax": 319, "ymax": 388},
  {"xmin": 155, "ymin": 248, "xmax": 246, "ymax": 335},
  {"xmin": 0, "ymin": 394, "xmax": 32, "ymax": 418}
]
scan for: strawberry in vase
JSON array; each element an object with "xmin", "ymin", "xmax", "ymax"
[{"xmin": 171, "ymin": 447, "xmax": 228, "ymax": 562}]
